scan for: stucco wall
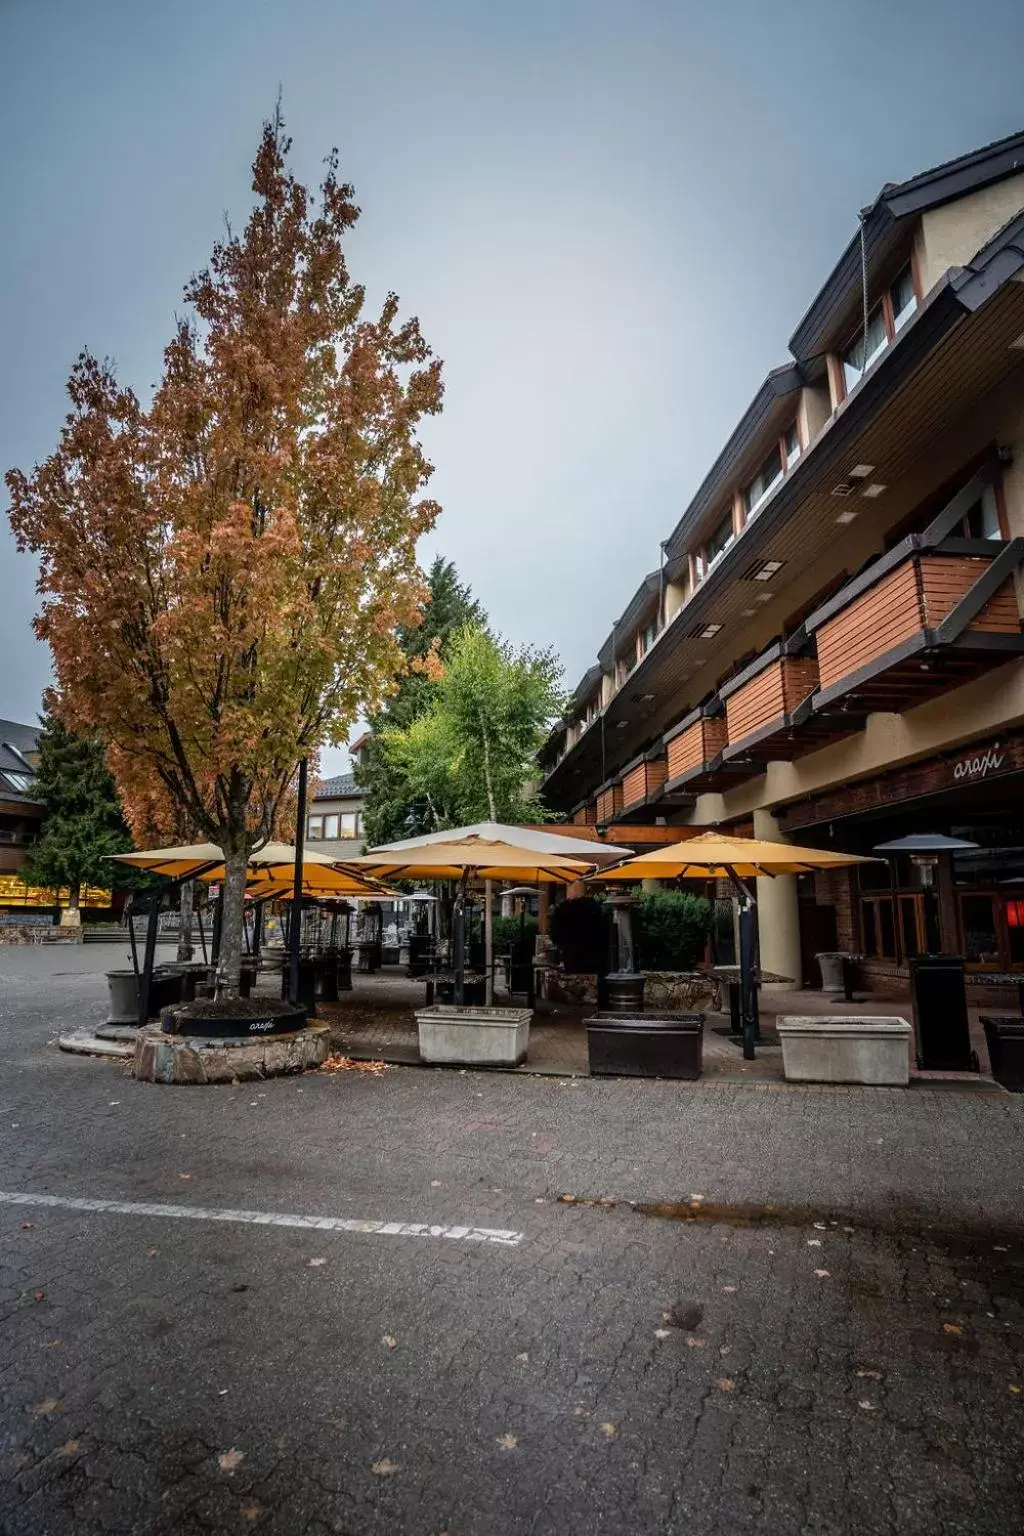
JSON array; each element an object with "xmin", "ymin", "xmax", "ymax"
[{"xmin": 913, "ymin": 172, "xmax": 1024, "ymax": 293}]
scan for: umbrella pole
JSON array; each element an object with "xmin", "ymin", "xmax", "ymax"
[
  {"xmin": 453, "ymin": 871, "xmax": 469, "ymax": 1005},
  {"xmin": 728, "ymin": 869, "xmax": 759, "ymax": 1062},
  {"xmin": 484, "ymin": 878, "xmax": 494, "ymax": 1006}
]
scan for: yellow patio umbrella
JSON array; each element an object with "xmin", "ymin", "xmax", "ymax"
[
  {"xmin": 592, "ymin": 830, "xmax": 878, "ymax": 881},
  {"xmin": 588, "ymin": 830, "xmax": 878, "ymax": 1061},
  {"xmin": 111, "ymin": 840, "xmax": 352, "ymax": 883},
  {"xmin": 344, "ymin": 834, "xmax": 599, "ymax": 1003}
]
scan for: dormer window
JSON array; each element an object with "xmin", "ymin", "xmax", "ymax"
[
  {"xmin": 743, "ymin": 444, "xmax": 784, "ymax": 519},
  {"xmin": 783, "ymin": 422, "xmax": 801, "ymax": 469},
  {"xmin": 704, "ymin": 511, "xmax": 735, "ymax": 573},
  {"xmin": 841, "ymin": 263, "xmax": 918, "ymax": 396},
  {"xmin": 637, "ymin": 620, "xmax": 657, "ymax": 657}
]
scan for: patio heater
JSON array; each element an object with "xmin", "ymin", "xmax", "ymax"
[{"xmin": 874, "ymin": 833, "xmax": 979, "ymax": 1072}]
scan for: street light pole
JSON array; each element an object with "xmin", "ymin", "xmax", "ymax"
[{"xmin": 288, "ymin": 757, "xmax": 308, "ymax": 1007}]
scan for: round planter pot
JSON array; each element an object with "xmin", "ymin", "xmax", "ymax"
[
  {"xmin": 105, "ymin": 970, "xmax": 140, "ymax": 1025},
  {"xmin": 162, "ymin": 1003, "xmax": 307, "ymax": 1038}
]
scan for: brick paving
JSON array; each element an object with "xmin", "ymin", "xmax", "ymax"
[{"xmin": 1, "ymin": 945, "xmax": 1023, "ymax": 1534}]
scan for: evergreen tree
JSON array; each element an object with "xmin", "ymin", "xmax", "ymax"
[
  {"xmin": 21, "ymin": 709, "xmax": 137, "ymax": 912},
  {"xmin": 358, "ymin": 557, "xmax": 487, "ymax": 843}
]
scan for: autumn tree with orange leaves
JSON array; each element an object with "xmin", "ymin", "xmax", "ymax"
[{"xmin": 6, "ymin": 113, "xmax": 443, "ymax": 991}]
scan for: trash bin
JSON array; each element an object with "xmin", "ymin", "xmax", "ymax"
[
  {"xmin": 816, "ymin": 952, "xmax": 858, "ymax": 996},
  {"xmin": 980, "ymin": 1016, "xmax": 1024, "ymax": 1091},
  {"xmin": 908, "ymin": 955, "xmax": 974, "ymax": 1071},
  {"xmin": 603, "ymin": 973, "xmax": 646, "ymax": 1013},
  {"xmin": 105, "ymin": 970, "xmax": 140, "ymax": 1025}
]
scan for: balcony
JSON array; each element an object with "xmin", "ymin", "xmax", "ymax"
[
  {"xmin": 620, "ymin": 751, "xmax": 668, "ymax": 816},
  {"xmin": 806, "ymin": 538, "xmax": 1024, "ymax": 716},
  {"xmin": 720, "ymin": 643, "xmax": 864, "ymax": 768},
  {"xmin": 571, "ymin": 803, "xmax": 597, "ymax": 827},
  {"xmin": 596, "ymin": 779, "xmax": 624, "ymax": 823}
]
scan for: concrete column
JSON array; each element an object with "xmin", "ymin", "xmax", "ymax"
[{"xmin": 753, "ymin": 808, "xmax": 803, "ymax": 989}]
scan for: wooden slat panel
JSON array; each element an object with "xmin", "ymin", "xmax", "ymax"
[
  {"xmin": 622, "ymin": 764, "xmax": 647, "ymax": 808},
  {"xmin": 667, "ymin": 722, "xmax": 705, "ymax": 778},
  {"xmin": 725, "ymin": 662, "xmax": 786, "ymax": 742},
  {"xmin": 572, "ymin": 805, "xmax": 597, "ymax": 826},
  {"xmin": 816, "ymin": 562, "xmax": 923, "ymax": 691},
  {"xmin": 780, "ymin": 657, "xmax": 820, "ymax": 713},
  {"xmin": 972, "ymin": 581, "xmax": 1021, "ymax": 633},
  {"xmin": 644, "ymin": 759, "xmax": 668, "ymax": 797},
  {"xmin": 597, "ymin": 784, "xmax": 623, "ymax": 821}
]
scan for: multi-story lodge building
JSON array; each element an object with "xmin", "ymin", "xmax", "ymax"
[{"xmin": 540, "ymin": 129, "xmax": 1024, "ymax": 994}]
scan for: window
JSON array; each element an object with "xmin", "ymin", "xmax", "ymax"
[
  {"xmin": 841, "ymin": 264, "xmax": 917, "ymax": 397},
  {"xmin": 743, "ymin": 446, "xmax": 784, "ymax": 519},
  {"xmin": 1, "ymin": 771, "xmax": 34, "ymax": 793},
  {"xmin": 323, "ymin": 813, "xmax": 340, "ymax": 839},
  {"xmin": 638, "ymin": 621, "xmax": 657, "ymax": 657},
  {"xmin": 703, "ymin": 511, "xmax": 735, "ymax": 572},
  {"xmin": 783, "ymin": 422, "xmax": 801, "ymax": 470},
  {"xmin": 340, "ymin": 811, "xmax": 359, "ymax": 838},
  {"xmin": 962, "ymin": 484, "xmax": 1003, "ymax": 541},
  {"xmin": 842, "ymin": 306, "xmax": 888, "ymax": 393},
  {"xmin": 307, "ymin": 815, "xmax": 324, "ymax": 840},
  {"xmin": 890, "ymin": 264, "xmax": 916, "ymax": 332},
  {"xmin": 861, "ymin": 896, "xmax": 897, "ymax": 958}
]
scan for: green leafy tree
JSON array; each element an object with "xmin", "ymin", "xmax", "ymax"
[
  {"xmin": 21, "ymin": 710, "xmax": 138, "ymax": 912},
  {"xmin": 359, "ymin": 557, "xmax": 486, "ymax": 843},
  {"xmin": 376, "ymin": 623, "xmax": 566, "ymax": 829}
]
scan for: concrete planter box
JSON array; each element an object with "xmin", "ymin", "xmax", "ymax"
[
  {"xmin": 415, "ymin": 1004, "xmax": 532, "ymax": 1067},
  {"xmin": 777, "ymin": 1016, "xmax": 911, "ymax": 1086}
]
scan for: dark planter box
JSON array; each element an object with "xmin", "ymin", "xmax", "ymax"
[
  {"xmin": 161, "ymin": 1003, "xmax": 307, "ymax": 1038},
  {"xmin": 586, "ymin": 1011, "xmax": 704, "ymax": 1080},
  {"xmin": 981, "ymin": 1016, "xmax": 1024, "ymax": 1092}
]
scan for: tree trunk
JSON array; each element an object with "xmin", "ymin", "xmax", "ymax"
[
  {"xmin": 219, "ymin": 846, "xmax": 248, "ymax": 996},
  {"xmin": 479, "ymin": 713, "xmax": 498, "ymax": 821},
  {"xmin": 177, "ymin": 879, "xmax": 194, "ymax": 962}
]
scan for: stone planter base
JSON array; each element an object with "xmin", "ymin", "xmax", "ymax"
[
  {"xmin": 134, "ymin": 1023, "xmax": 330, "ymax": 1084},
  {"xmin": 540, "ymin": 971, "xmax": 599, "ymax": 1005},
  {"xmin": 777, "ymin": 1016, "xmax": 911, "ymax": 1086},
  {"xmin": 643, "ymin": 972, "xmax": 715, "ymax": 1011},
  {"xmin": 415, "ymin": 1005, "xmax": 532, "ymax": 1067}
]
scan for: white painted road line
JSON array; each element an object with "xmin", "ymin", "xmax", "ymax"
[{"xmin": 0, "ymin": 1191, "xmax": 523, "ymax": 1247}]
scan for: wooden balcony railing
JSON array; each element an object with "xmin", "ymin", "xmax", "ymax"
[
  {"xmin": 621, "ymin": 752, "xmax": 668, "ymax": 812},
  {"xmin": 719, "ymin": 642, "xmax": 863, "ymax": 767},
  {"xmin": 572, "ymin": 803, "xmax": 597, "ymax": 826},
  {"xmin": 596, "ymin": 780, "xmax": 623, "ymax": 823},
  {"xmin": 806, "ymin": 538, "xmax": 1024, "ymax": 716}
]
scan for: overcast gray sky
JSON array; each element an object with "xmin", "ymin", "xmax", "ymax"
[{"xmin": 3, "ymin": 0, "xmax": 1024, "ymax": 775}]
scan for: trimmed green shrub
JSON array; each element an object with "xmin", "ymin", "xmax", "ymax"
[
  {"xmin": 491, "ymin": 914, "xmax": 538, "ymax": 957},
  {"xmin": 634, "ymin": 888, "xmax": 712, "ymax": 970}
]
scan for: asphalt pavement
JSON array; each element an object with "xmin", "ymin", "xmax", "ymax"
[{"xmin": 2, "ymin": 946, "xmax": 1023, "ymax": 1535}]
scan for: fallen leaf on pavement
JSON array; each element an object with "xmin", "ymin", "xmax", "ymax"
[
  {"xmin": 29, "ymin": 1398, "xmax": 60, "ymax": 1415},
  {"xmin": 147, "ymin": 1248, "xmax": 159, "ymax": 1258},
  {"xmin": 56, "ymin": 1440, "xmax": 80, "ymax": 1456},
  {"xmin": 722, "ymin": 1285, "xmax": 737, "ymax": 1294},
  {"xmin": 321, "ymin": 1055, "xmax": 391, "ymax": 1075},
  {"xmin": 241, "ymin": 1506, "xmax": 260, "ymax": 1521},
  {"xmin": 32, "ymin": 1290, "xmax": 45, "ymax": 1303},
  {"xmin": 942, "ymin": 1323, "xmax": 964, "ymax": 1336},
  {"xmin": 858, "ymin": 1400, "xmax": 877, "ymax": 1412},
  {"xmin": 495, "ymin": 1434, "xmax": 518, "ymax": 1451},
  {"xmin": 686, "ymin": 1337, "xmax": 707, "ymax": 1349},
  {"xmin": 994, "ymin": 1245, "xmax": 1008, "ymax": 1252},
  {"xmin": 430, "ymin": 1180, "xmax": 442, "ymax": 1188},
  {"xmin": 716, "ymin": 1379, "xmax": 735, "ymax": 1392},
  {"xmin": 40, "ymin": 1340, "xmax": 61, "ymax": 1349},
  {"xmin": 813, "ymin": 1221, "xmax": 827, "ymax": 1230},
  {"xmin": 814, "ymin": 1269, "xmax": 831, "ymax": 1279},
  {"xmin": 218, "ymin": 1448, "xmax": 245, "ymax": 1473},
  {"xmin": 856, "ymin": 1369, "xmax": 882, "ymax": 1380},
  {"xmin": 20, "ymin": 1222, "xmax": 34, "ymax": 1230},
  {"xmin": 559, "ymin": 1194, "xmax": 576, "ymax": 1203},
  {"xmin": 308, "ymin": 1258, "xmax": 326, "ymax": 1268},
  {"xmin": 371, "ymin": 1458, "xmax": 400, "ymax": 1477},
  {"xmin": 381, "ymin": 1335, "xmax": 397, "ymax": 1349},
  {"xmin": 1008, "ymin": 1385, "xmax": 1021, "ymax": 1395},
  {"xmin": 515, "ymin": 1352, "xmax": 529, "ymax": 1363},
  {"xmin": 178, "ymin": 1173, "xmax": 191, "ymax": 1181},
  {"xmin": 653, "ymin": 1328, "xmax": 671, "ymax": 1340},
  {"xmin": 600, "ymin": 1422, "xmax": 617, "ymax": 1438}
]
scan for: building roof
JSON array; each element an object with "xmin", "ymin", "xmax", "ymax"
[
  {"xmin": 0, "ymin": 719, "xmax": 41, "ymax": 804},
  {"xmin": 313, "ymin": 772, "xmax": 361, "ymax": 801},
  {"xmin": 790, "ymin": 126, "xmax": 1024, "ymax": 363}
]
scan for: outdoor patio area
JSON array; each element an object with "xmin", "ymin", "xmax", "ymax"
[{"xmin": 296, "ymin": 970, "xmax": 1008, "ymax": 1088}]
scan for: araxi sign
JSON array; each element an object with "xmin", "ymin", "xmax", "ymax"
[{"xmin": 951, "ymin": 744, "xmax": 1005, "ymax": 783}]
